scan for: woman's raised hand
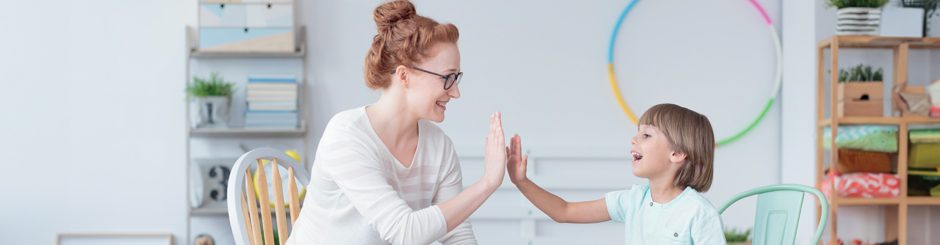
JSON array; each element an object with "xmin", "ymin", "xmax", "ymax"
[{"xmin": 482, "ymin": 112, "xmax": 507, "ymax": 187}]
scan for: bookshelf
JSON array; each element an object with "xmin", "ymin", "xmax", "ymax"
[
  {"xmin": 816, "ymin": 35, "xmax": 940, "ymax": 245},
  {"xmin": 184, "ymin": 1, "xmax": 308, "ymax": 243}
]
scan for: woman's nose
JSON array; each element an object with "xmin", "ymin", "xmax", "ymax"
[{"xmin": 448, "ymin": 83, "xmax": 461, "ymax": 99}]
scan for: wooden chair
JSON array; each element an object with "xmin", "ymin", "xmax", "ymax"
[{"xmin": 227, "ymin": 148, "xmax": 310, "ymax": 245}]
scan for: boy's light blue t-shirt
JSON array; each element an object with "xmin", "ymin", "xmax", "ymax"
[{"xmin": 606, "ymin": 184, "xmax": 727, "ymax": 245}]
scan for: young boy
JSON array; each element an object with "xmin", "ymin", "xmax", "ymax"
[{"xmin": 507, "ymin": 103, "xmax": 726, "ymax": 244}]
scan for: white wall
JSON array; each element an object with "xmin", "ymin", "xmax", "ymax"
[
  {"xmin": 781, "ymin": 1, "xmax": 820, "ymax": 244},
  {"xmin": 0, "ymin": 0, "xmax": 193, "ymax": 244}
]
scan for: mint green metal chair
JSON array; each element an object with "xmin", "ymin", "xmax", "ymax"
[{"xmin": 719, "ymin": 184, "xmax": 829, "ymax": 245}]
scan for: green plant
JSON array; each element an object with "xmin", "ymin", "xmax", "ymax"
[
  {"xmin": 188, "ymin": 72, "xmax": 235, "ymax": 97},
  {"xmin": 827, "ymin": 0, "xmax": 889, "ymax": 8},
  {"xmin": 838, "ymin": 64, "xmax": 884, "ymax": 82},
  {"xmin": 724, "ymin": 227, "xmax": 751, "ymax": 243}
]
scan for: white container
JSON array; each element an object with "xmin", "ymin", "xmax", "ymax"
[
  {"xmin": 198, "ymin": 27, "xmax": 294, "ymax": 52},
  {"xmin": 191, "ymin": 96, "xmax": 230, "ymax": 128},
  {"xmin": 881, "ymin": 7, "xmax": 924, "ymax": 37},
  {"xmin": 837, "ymin": 8, "xmax": 882, "ymax": 35},
  {"xmin": 200, "ymin": 3, "xmax": 293, "ymax": 28}
]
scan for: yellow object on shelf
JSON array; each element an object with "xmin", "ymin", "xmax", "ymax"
[{"xmin": 910, "ymin": 143, "xmax": 940, "ymax": 168}]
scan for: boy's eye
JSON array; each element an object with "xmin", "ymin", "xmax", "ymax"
[{"xmin": 643, "ymin": 134, "xmax": 651, "ymax": 138}]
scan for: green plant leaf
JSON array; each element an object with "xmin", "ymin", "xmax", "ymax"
[
  {"xmin": 839, "ymin": 64, "xmax": 884, "ymax": 82},
  {"xmin": 827, "ymin": 0, "xmax": 889, "ymax": 8},
  {"xmin": 187, "ymin": 72, "xmax": 235, "ymax": 98},
  {"xmin": 724, "ymin": 227, "xmax": 752, "ymax": 242}
]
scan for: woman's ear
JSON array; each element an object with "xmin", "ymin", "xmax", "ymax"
[
  {"xmin": 394, "ymin": 65, "xmax": 409, "ymax": 88},
  {"xmin": 669, "ymin": 150, "xmax": 687, "ymax": 164}
]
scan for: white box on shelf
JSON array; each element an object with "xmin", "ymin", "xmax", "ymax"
[
  {"xmin": 201, "ymin": 0, "xmax": 294, "ymax": 3},
  {"xmin": 881, "ymin": 7, "xmax": 924, "ymax": 37},
  {"xmin": 198, "ymin": 27, "xmax": 294, "ymax": 52},
  {"xmin": 246, "ymin": 4, "xmax": 294, "ymax": 27},
  {"xmin": 199, "ymin": 4, "xmax": 247, "ymax": 27},
  {"xmin": 201, "ymin": 3, "xmax": 293, "ymax": 28}
]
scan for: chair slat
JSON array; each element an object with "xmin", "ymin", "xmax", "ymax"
[
  {"xmin": 256, "ymin": 159, "xmax": 275, "ymax": 245},
  {"xmin": 288, "ymin": 167, "xmax": 300, "ymax": 225},
  {"xmin": 240, "ymin": 190, "xmax": 255, "ymax": 245},
  {"xmin": 244, "ymin": 168, "xmax": 263, "ymax": 245},
  {"xmin": 271, "ymin": 159, "xmax": 290, "ymax": 244}
]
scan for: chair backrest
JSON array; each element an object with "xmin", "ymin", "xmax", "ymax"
[
  {"xmin": 718, "ymin": 184, "xmax": 829, "ymax": 245},
  {"xmin": 227, "ymin": 148, "xmax": 310, "ymax": 245}
]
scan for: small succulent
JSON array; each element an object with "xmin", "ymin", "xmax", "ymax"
[{"xmin": 838, "ymin": 64, "xmax": 884, "ymax": 83}]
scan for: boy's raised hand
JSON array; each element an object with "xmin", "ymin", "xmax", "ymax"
[{"xmin": 507, "ymin": 134, "xmax": 529, "ymax": 184}]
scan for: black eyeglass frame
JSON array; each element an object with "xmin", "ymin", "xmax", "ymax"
[{"xmin": 411, "ymin": 67, "xmax": 463, "ymax": 90}]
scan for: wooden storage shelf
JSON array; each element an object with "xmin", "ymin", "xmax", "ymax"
[
  {"xmin": 830, "ymin": 196, "xmax": 903, "ymax": 206},
  {"xmin": 817, "ymin": 35, "xmax": 940, "ymax": 245},
  {"xmin": 907, "ymin": 197, "xmax": 940, "ymax": 205},
  {"xmin": 818, "ymin": 35, "xmax": 940, "ymax": 49},
  {"xmin": 817, "ymin": 117, "xmax": 940, "ymax": 127}
]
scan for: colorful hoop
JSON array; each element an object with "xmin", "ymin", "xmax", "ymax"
[{"xmin": 607, "ymin": 0, "xmax": 782, "ymax": 146}]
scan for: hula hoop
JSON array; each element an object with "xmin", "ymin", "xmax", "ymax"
[{"xmin": 606, "ymin": 0, "xmax": 782, "ymax": 146}]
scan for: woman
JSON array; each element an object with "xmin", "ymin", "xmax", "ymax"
[{"xmin": 287, "ymin": 1, "xmax": 506, "ymax": 244}]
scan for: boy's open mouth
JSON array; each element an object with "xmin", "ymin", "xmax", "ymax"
[{"xmin": 631, "ymin": 152, "xmax": 643, "ymax": 161}]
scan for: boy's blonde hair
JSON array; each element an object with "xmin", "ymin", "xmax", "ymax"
[{"xmin": 638, "ymin": 103, "xmax": 715, "ymax": 192}]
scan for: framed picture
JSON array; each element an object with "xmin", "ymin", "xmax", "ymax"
[{"xmin": 57, "ymin": 233, "xmax": 172, "ymax": 245}]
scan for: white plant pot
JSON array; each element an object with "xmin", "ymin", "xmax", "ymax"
[
  {"xmin": 837, "ymin": 7, "xmax": 882, "ymax": 35},
  {"xmin": 191, "ymin": 96, "xmax": 230, "ymax": 128}
]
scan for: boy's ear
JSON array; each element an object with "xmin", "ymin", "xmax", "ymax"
[{"xmin": 669, "ymin": 150, "xmax": 687, "ymax": 164}]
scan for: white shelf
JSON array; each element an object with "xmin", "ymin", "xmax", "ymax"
[
  {"xmin": 191, "ymin": 207, "xmax": 229, "ymax": 216},
  {"xmin": 190, "ymin": 120, "xmax": 307, "ymax": 137},
  {"xmin": 190, "ymin": 45, "xmax": 306, "ymax": 58}
]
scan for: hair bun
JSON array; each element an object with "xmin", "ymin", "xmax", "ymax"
[{"xmin": 374, "ymin": 0, "xmax": 417, "ymax": 30}]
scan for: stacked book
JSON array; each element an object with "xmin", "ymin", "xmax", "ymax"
[{"xmin": 244, "ymin": 74, "xmax": 299, "ymax": 129}]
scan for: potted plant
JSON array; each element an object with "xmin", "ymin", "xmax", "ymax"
[
  {"xmin": 837, "ymin": 64, "xmax": 885, "ymax": 117},
  {"xmin": 724, "ymin": 227, "xmax": 751, "ymax": 245},
  {"xmin": 188, "ymin": 72, "xmax": 235, "ymax": 128},
  {"xmin": 828, "ymin": 0, "xmax": 889, "ymax": 35}
]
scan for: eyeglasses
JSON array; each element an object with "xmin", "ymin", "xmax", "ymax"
[{"xmin": 412, "ymin": 67, "xmax": 463, "ymax": 90}]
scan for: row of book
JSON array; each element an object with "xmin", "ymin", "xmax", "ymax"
[{"xmin": 244, "ymin": 74, "xmax": 298, "ymax": 129}]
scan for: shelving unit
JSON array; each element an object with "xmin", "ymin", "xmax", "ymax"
[
  {"xmin": 816, "ymin": 35, "xmax": 940, "ymax": 245},
  {"xmin": 184, "ymin": 1, "xmax": 307, "ymax": 241},
  {"xmin": 184, "ymin": 27, "xmax": 309, "ymax": 243}
]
